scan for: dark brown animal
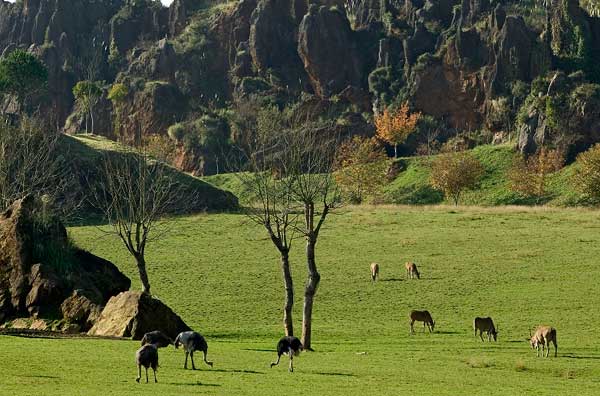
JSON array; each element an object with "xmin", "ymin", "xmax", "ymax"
[
  {"xmin": 405, "ymin": 262, "xmax": 420, "ymax": 279},
  {"xmin": 135, "ymin": 344, "xmax": 158, "ymax": 383},
  {"xmin": 370, "ymin": 262, "xmax": 379, "ymax": 282},
  {"xmin": 410, "ymin": 310, "xmax": 435, "ymax": 334},
  {"xmin": 473, "ymin": 317, "xmax": 498, "ymax": 342},
  {"xmin": 530, "ymin": 326, "xmax": 557, "ymax": 357}
]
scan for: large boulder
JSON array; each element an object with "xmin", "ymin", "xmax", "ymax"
[
  {"xmin": 89, "ymin": 291, "xmax": 191, "ymax": 340},
  {"xmin": 298, "ymin": 5, "xmax": 363, "ymax": 97},
  {"xmin": 0, "ymin": 195, "xmax": 130, "ymax": 329}
]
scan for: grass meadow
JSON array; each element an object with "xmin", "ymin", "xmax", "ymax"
[{"xmin": 2, "ymin": 206, "xmax": 600, "ymax": 395}]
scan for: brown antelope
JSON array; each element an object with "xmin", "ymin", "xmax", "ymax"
[
  {"xmin": 405, "ymin": 262, "xmax": 420, "ymax": 279},
  {"xmin": 370, "ymin": 263, "xmax": 380, "ymax": 282},
  {"xmin": 473, "ymin": 317, "xmax": 498, "ymax": 342},
  {"xmin": 409, "ymin": 310, "xmax": 435, "ymax": 334},
  {"xmin": 529, "ymin": 326, "xmax": 558, "ymax": 357}
]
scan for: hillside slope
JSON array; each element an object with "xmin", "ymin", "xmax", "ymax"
[
  {"xmin": 60, "ymin": 134, "xmax": 238, "ymax": 214},
  {"xmin": 204, "ymin": 145, "xmax": 591, "ymax": 207},
  {"xmin": 385, "ymin": 145, "xmax": 590, "ymax": 206}
]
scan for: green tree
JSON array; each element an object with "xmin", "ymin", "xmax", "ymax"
[
  {"xmin": 573, "ymin": 143, "xmax": 600, "ymax": 202},
  {"xmin": 107, "ymin": 83, "xmax": 129, "ymax": 136},
  {"xmin": 73, "ymin": 80, "xmax": 102, "ymax": 134},
  {"xmin": 0, "ymin": 50, "xmax": 47, "ymax": 109}
]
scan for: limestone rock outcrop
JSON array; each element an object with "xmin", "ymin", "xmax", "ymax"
[{"xmin": 89, "ymin": 291, "xmax": 191, "ymax": 340}]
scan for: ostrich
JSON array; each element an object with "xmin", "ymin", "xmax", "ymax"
[
  {"xmin": 270, "ymin": 336, "xmax": 303, "ymax": 372},
  {"xmin": 135, "ymin": 343, "xmax": 159, "ymax": 383},
  {"xmin": 174, "ymin": 331, "xmax": 214, "ymax": 370},
  {"xmin": 141, "ymin": 331, "xmax": 173, "ymax": 348}
]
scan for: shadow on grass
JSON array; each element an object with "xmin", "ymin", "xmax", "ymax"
[
  {"xmin": 381, "ymin": 278, "xmax": 403, "ymax": 282},
  {"xmin": 209, "ymin": 368, "xmax": 265, "ymax": 375},
  {"xmin": 562, "ymin": 354, "xmax": 600, "ymax": 360},
  {"xmin": 309, "ymin": 371, "xmax": 355, "ymax": 377},
  {"xmin": 21, "ymin": 375, "xmax": 59, "ymax": 379},
  {"xmin": 242, "ymin": 348, "xmax": 275, "ymax": 353},
  {"xmin": 166, "ymin": 382, "xmax": 221, "ymax": 387}
]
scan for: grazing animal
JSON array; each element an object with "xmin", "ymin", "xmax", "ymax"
[
  {"xmin": 135, "ymin": 343, "xmax": 159, "ymax": 383},
  {"xmin": 270, "ymin": 336, "xmax": 303, "ymax": 372},
  {"xmin": 473, "ymin": 317, "xmax": 498, "ymax": 342},
  {"xmin": 410, "ymin": 310, "xmax": 435, "ymax": 334},
  {"xmin": 370, "ymin": 262, "xmax": 380, "ymax": 282},
  {"xmin": 174, "ymin": 331, "xmax": 214, "ymax": 370},
  {"xmin": 530, "ymin": 326, "xmax": 558, "ymax": 357},
  {"xmin": 405, "ymin": 262, "xmax": 420, "ymax": 279},
  {"xmin": 141, "ymin": 331, "xmax": 173, "ymax": 348}
]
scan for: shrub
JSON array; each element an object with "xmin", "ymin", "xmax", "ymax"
[
  {"xmin": 107, "ymin": 83, "xmax": 128, "ymax": 103},
  {"xmin": 573, "ymin": 143, "xmax": 600, "ymax": 203},
  {"xmin": 430, "ymin": 152, "xmax": 485, "ymax": 205},
  {"xmin": 167, "ymin": 122, "xmax": 187, "ymax": 142},
  {"xmin": 508, "ymin": 148, "xmax": 564, "ymax": 202},
  {"xmin": 143, "ymin": 134, "xmax": 178, "ymax": 164},
  {"xmin": 334, "ymin": 136, "xmax": 390, "ymax": 204}
]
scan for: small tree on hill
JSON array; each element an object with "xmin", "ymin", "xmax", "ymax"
[
  {"xmin": 375, "ymin": 102, "xmax": 421, "ymax": 158},
  {"xmin": 73, "ymin": 80, "xmax": 102, "ymax": 134},
  {"xmin": 0, "ymin": 49, "xmax": 47, "ymax": 110},
  {"xmin": 508, "ymin": 148, "xmax": 564, "ymax": 202},
  {"xmin": 430, "ymin": 152, "xmax": 484, "ymax": 205},
  {"xmin": 108, "ymin": 83, "xmax": 128, "ymax": 137},
  {"xmin": 93, "ymin": 148, "xmax": 183, "ymax": 294},
  {"xmin": 334, "ymin": 136, "xmax": 389, "ymax": 204},
  {"xmin": 573, "ymin": 143, "xmax": 600, "ymax": 202}
]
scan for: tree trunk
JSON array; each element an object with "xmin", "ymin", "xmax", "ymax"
[
  {"xmin": 394, "ymin": 145, "xmax": 398, "ymax": 158},
  {"xmin": 136, "ymin": 255, "xmax": 151, "ymax": 294},
  {"xmin": 90, "ymin": 108, "xmax": 95, "ymax": 134},
  {"xmin": 301, "ymin": 237, "xmax": 320, "ymax": 350},
  {"xmin": 281, "ymin": 251, "xmax": 294, "ymax": 336}
]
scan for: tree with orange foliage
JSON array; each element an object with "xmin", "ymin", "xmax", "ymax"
[
  {"xmin": 375, "ymin": 103, "xmax": 421, "ymax": 158},
  {"xmin": 508, "ymin": 148, "xmax": 564, "ymax": 202},
  {"xmin": 334, "ymin": 136, "xmax": 389, "ymax": 204}
]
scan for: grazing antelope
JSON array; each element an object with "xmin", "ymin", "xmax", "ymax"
[
  {"xmin": 271, "ymin": 336, "xmax": 303, "ymax": 372},
  {"xmin": 409, "ymin": 310, "xmax": 435, "ymax": 334},
  {"xmin": 370, "ymin": 263, "xmax": 380, "ymax": 282},
  {"xmin": 530, "ymin": 326, "xmax": 558, "ymax": 357},
  {"xmin": 473, "ymin": 317, "xmax": 498, "ymax": 342},
  {"xmin": 405, "ymin": 262, "xmax": 420, "ymax": 279}
]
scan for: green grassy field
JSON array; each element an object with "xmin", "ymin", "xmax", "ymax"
[{"xmin": 2, "ymin": 206, "xmax": 600, "ymax": 395}]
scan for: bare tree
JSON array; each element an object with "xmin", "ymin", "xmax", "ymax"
[
  {"xmin": 235, "ymin": 106, "xmax": 300, "ymax": 336},
  {"xmin": 0, "ymin": 115, "xmax": 76, "ymax": 215},
  {"xmin": 93, "ymin": 148, "xmax": 181, "ymax": 294},
  {"xmin": 281, "ymin": 122, "xmax": 341, "ymax": 350}
]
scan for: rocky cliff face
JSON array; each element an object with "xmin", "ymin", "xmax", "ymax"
[
  {"xmin": 0, "ymin": 195, "xmax": 130, "ymax": 331},
  {"xmin": 0, "ymin": 0, "xmax": 599, "ymax": 169}
]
